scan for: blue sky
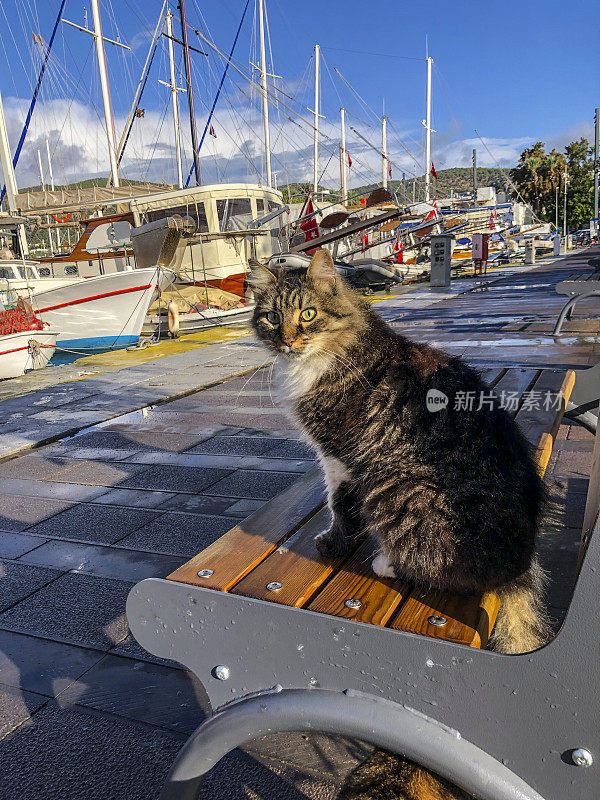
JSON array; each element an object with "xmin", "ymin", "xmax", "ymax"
[{"xmin": 0, "ymin": 0, "xmax": 598, "ymax": 190}]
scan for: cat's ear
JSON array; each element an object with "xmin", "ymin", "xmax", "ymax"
[
  {"xmin": 307, "ymin": 248, "xmax": 336, "ymax": 290},
  {"xmin": 247, "ymin": 259, "xmax": 277, "ymax": 294}
]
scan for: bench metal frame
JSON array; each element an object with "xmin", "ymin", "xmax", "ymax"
[
  {"xmin": 553, "ymin": 262, "xmax": 600, "ymax": 334},
  {"xmin": 127, "ymin": 366, "xmax": 600, "ymax": 800}
]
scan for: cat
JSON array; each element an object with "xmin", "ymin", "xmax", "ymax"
[{"xmin": 249, "ymin": 248, "xmax": 550, "ymax": 800}]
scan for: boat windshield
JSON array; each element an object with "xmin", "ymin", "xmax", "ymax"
[
  {"xmin": 217, "ymin": 198, "xmax": 253, "ymax": 232},
  {"xmin": 147, "ymin": 201, "xmax": 209, "ymax": 233}
]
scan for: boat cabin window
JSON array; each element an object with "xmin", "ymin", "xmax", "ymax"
[
  {"xmin": 65, "ymin": 266, "xmax": 78, "ymax": 276},
  {"xmin": 216, "ymin": 198, "xmax": 253, "ymax": 232},
  {"xmin": 0, "ymin": 267, "xmax": 16, "ymax": 280},
  {"xmin": 146, "ymin": 202, "xmax": 208, "ymax": 233},
  {"xmin": 38, "ymin": 267, "xmax": 51, "ymax": 277},
  {"xmin": 256, "ymin": 199, "xmax": 265, "ymax": 214}
]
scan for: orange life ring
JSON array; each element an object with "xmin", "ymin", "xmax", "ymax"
[{"xmin": 52, "ymin": 212, "xmax": 71, "ymax": 223}]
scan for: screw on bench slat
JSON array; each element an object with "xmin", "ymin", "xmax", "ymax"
[
  {"xmin": 266, "ymin": 582, "xmax": 283, "ymax": 591},
  {"xmin": 197, "ymin": 569, "xmax": 213, "ymax": 578},
  {"xmin": 345, "ymin": 599, "xmax": 362, "ymax": 609},
  {"xmin": 428, "ymin": 615, "xmax": 447, "ymax": 627},
  {"xmin": 571, "ymin": 749, "xmax": 593, "ymax": 767}
]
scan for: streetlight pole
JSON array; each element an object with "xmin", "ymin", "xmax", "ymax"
[
  {"xmin": 563, "ymin": 165, "xmax": 568, "ymax": 245},
  {"xmin": 594, "ymin": 107, "xmax": 599, "ymax": 237}
]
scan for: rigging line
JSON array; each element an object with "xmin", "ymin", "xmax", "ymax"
[
  {"xmin": 473, "ymin": 129, "xmax": 544, "ymax": 225},
  {"xmin": 332, "ymin": 61, "xmax": 425, "ymax": 159},
  {"xmin": 116, "ymin": 42, "xmax": 160, "ymax": 170},
  {"xmin": 0, "ymin": 0, "xmax": 67, "ymax": 206}
]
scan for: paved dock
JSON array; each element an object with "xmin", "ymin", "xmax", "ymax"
[{"xmin": 0, "ymin": 249, "xmax": 597, "ymax": 799}]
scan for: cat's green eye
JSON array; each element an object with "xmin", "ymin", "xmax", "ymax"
[
  {"xmin": 265, "ymin": 311, "xmax": 280, "ymax": 325},
  {"xmin": 300, "ymin": 307, "xmax": 317, "ymax": 322}
]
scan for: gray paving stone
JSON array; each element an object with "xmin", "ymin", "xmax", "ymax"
[
  {"xmin": 0, "ymin": 560, "xmax": 62, "ymax": 612},
  {"xmin": 262, "ymin": 439, "xmax": 317, "ymax": 460},
  {"xmin": 157, "ymin": 494, "xmax": 247, "ymax": 516},
  {"xmin": 0, "ymin": 572, "xmax": 132, "ymax": 651},
  {"xmin": 0, "ymin": 630, "xmax": 102, "ymax": 696},
  {"xmin": 47, "ymin": 459, "xmax": 149, "ymax": 487},
  {"xmin": 184, "ymin": 435, "xmax": 279, "ymax": 456},
  {"xmin": 110, "ymin": 634, "xmax": 181, "ymax": 669},
  {"xmin": 0, "ymin": 685, "xmax": 48, "ymax": 739},
  {"xmin": 0, "ymin": 478, "xmax": 108, "ymax": 502},
  {"xmin": 26, "ymin": 504, "xmax": 160, "ymax": 545},
  {"xmin": 0, "ymin": 456, "xmax": 76, "ymax": 482},
  {"xmin": 0, "ymin": 532, "xmax": 46, "ymax": 559},
  {"xmin": 0, "ymin": 702, "xmax": 185, "ymax": 800},
  {"xmin": 58, "ymin": 654, "xmax": 206, "ymax": 734},
  {"xmin": 57, "ymin": 429, "xmax": 211, "ymax": 453},
  {"xmin": 205, "ymin": 469, "xmax": 299, "ymax": 500},
  {"xmin": 123, "ymin": 451, "xmax": 312, "ymax": 474},
  {"xmin": 18, "ymin": 540, "xmax": 185, "ymax": 582},
  {"xmin": 166, "ymin": 393, "xmax": 277, "ymax": 410},
  {"xmin": 120, "ymin": 464, "xmax": 233, "ymax": 494},
  {"xmin": 117, "ymin": 512, "xmax": 233, "ymax": 557},
  {"xmin": 221, "ymin": 498, "xmax": 266, "ymax": 518},
  {"xmin": 89, "ymin": 488, "xmax": 178, "ymax": 509}
]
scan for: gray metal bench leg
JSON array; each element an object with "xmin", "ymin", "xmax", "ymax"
[
  {"xmin": 565, "ymin": 364, "xmax": 600, "ymax": 433},
  {"xmin": 553, "ymin": 291, "xmax": 600, "ymax": 334},
  {"xmin": 158, "ymin": 689, "xmax": 543, "ymax": 800}
]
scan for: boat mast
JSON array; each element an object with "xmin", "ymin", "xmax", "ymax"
[
  {"xmin": 313, "ymin": 43, "xmax": 320, "ymax": 196},
  {"xmin": 37, "ymin": 148, "xmax": 54, "ymax": 254},
  {"xmin": 423, "ymin": 55, "xmax": 433, "ymax": 202},
  {"xmin": 340, "ymin": 107, "xmax": 347, "ymax": 204},
  {"xmin": 166, "ymin": 9, "xmax": 183, "ymax": 189},
  {"xmin": 46, "ymin": 138, "xmax": 61, "ymax": 250},
  {"xmin": 90, "ymin": 0, "xmax": 120, "ymax": 188},
  {"xmin": 0, "ymin": 88, "xmax": 28, "ymax": 255},
  {"xmin": 258, "ymin": 0, "xmax": 272, "ymax": 188},
  {"xmin": 382, "ymin": 115, "xmax": 388, "ymax": 189},
  {"xmin": 178, "ymin": 0, "xmax": 201, "ymax": 185}
]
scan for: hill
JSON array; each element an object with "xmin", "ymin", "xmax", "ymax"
[
  {"xmin": 281, "ymin": 167, "xmax": 511, "ymax": 204},
  {"xmin": 19, "ymin": 177, "xmax": 171, "ymax": 193}
]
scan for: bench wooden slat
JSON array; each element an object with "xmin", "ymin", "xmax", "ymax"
[
  {"xmin": 491, "ymin": 368, "xmax": 539, "ymax": 417},
  {"xmin": 479, "ymin": 367, "xmax": 505, "ymax": 387},
  {"xmin": 166, "ymin": 467, "xmax": 325, "ymax": 591},
  {"xmin": 514, "ymin": 369, "xmax": 575, "ymax": 466},
  {"xmin": 308, "ymin": 536, "xmax": 409, "ymax": 625},
  {"xmin": 232, "ymin": 507, "xmax": 346, "ymax": 607},
  {"xmin": 389, "ymin": 587, "xmax": 501, "ymax": 648}
]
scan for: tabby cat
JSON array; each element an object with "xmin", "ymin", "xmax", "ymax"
[{"xmin": 249, "ymin": 248, "xmax": 549, "ymax": 800}]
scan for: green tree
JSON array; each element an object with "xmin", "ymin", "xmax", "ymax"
[{"xmin": 565, "ymin": 137, "xmax": 594, "ymax": 230}]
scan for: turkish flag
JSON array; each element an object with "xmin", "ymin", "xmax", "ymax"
[
  {"xmin": 209, "ymin": 125, "xmax": 217, "ymax": 137},
  {"xmin": 423, "ymin": 202, "xmax": 440, "ymax": 223},
  {"xmin": 388, "ymin": 162, "xmax": 392, "ymax": 180},
  {"xmin": 393, "ymin": 237, "xmax": 403, "ymax": 264},
  {"xmin": 300, "ymin": 198, "xmax": 320, "ymax": 254},
  {"xmin": 430, "ymin": 162, "xmax": 438, "ymax": 179},
  {"xmin": 347, "ymin": 152, "xmax": 352, "ymax": 168}
]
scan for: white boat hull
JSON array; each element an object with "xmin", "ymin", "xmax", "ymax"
[
  {"xmin": 0, "ymin": 329, "xmax": 58, "ymax": 379},
  {"xmin": 28, "ymin": 268, "xmax": 174, "ymax": 351}
]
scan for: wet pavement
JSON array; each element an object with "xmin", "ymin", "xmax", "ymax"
[{"xmin": 0, "ymin": 249, "xmax": 597, "ymax": 799}]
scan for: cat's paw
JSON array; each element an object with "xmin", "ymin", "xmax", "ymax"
[
  {"xmin": 315, "ymin": 528, "xmax": 349, "ymax": 558},
  {"xmin": 372, "ymin": 553, "xmax": 396, "ymax": 578}
]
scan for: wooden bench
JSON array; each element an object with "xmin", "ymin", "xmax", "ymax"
[
  {"xmin": 127, "ymin": 365, "xmax": 599, "ymax": 800},
  {"xmin": 553, "ymin": 256, "xmax": 600, "ymax": 334}
]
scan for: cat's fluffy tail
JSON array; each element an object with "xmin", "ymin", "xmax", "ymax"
[{"xmin": 489, "ymin": 556, "xmax": 551, "ymax": 654}]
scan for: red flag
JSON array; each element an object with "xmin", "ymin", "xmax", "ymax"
[
  {"xmin": 347, "ymin": 152, "xmax": 352, "ymax": 168},
  {"xmin": 388, "ymin": 162, "xmax": 392, "ymax": 180},
  {"xmin": 209, "ymin": 125, "xmax": 217, "ymax": 137},
  {"xmin": 393, "ymin": 237, "xmax": 403, "ymax": 264},
  {"xmin": 430, "ymin": 161, "xmax": 438, "ymax": 180},
  {"xmin": 299, "ymin": 198, "xmax": 320, "ymax": 254},
  {"xmin": 423, "ymin": 202, "xmax": 440, "ymax": 223},
  {"xmin": 360, "ymin": 232, "xmax": 369, "ymax": 252}
]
